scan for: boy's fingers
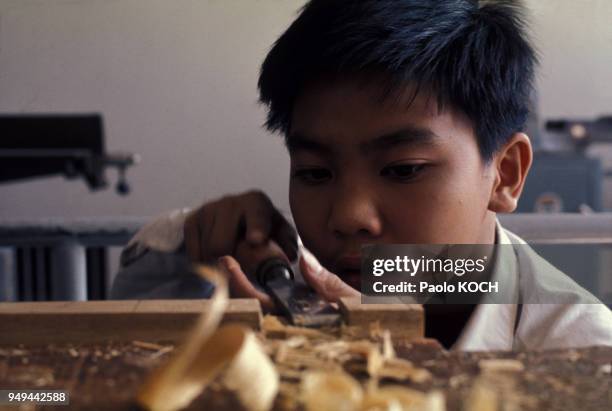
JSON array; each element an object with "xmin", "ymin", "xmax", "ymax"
[
  {"xmin": 299, "ymin": 250, "xmax": 360, "ymax": 302},
  {"xmin": 218, "ymin": 255, "xmax": 275, "ymax": 311},
  {"xmin": 244, "ymin": 205, "xmax": 273, "ymax": 245},
  {"xmin": 272, "ymin": 213, "xmax": 298, "ymax": 261},
  {"xmin": 186, "ymin": 191, "xmax": 297, "ymax": 264},
  {"xmin": 234, "ymin": 239, "xmax": 290, "ymax": 279},
  {"xmin": 190, "ymin": 202, "xmax": 217, "ymax": 262},
  {"xmin": 206, "ymin": 201, "xmax": 243, "ymax": 258},
  {"xmin": 184, "ymin": 210, "xmax": 202, "ymax": 262}
]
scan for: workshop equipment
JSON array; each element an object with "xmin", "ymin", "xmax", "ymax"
[
  {"xmin": 518, "ymin": 115, "xmax": 612, "ymax": 213},
  {"xmin": 0, "ymin": 114, "xmax": 139, "ymax": 195},
  {"xmin": 0, "ymin": 115, "xmax": 139, "ymax": 302}
]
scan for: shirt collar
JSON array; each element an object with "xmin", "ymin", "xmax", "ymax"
[{"xmin": 451, "ymin": 219, "xmax": 520, "ymax": 351}]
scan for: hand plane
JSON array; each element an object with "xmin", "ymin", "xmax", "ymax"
[{"xmin": 255, "ymin": 258, "xmax": 341, "ymax": 328}]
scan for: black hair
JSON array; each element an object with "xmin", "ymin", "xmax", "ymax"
[{"xmin": 258, "ymin": 0, "xmax": 538, "ymax": 160}]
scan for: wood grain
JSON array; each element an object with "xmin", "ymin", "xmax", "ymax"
[
  {"xmin": 0, "ymin": 299, "xmax": 262, "ymax": 345},
  {"xmin": 339, "ymin": 297, "xmax": 424, "ymax": 340}
]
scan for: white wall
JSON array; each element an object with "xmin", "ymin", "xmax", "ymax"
[
  {"xmin": 0, "ymin": 0, "xmax": 305, "ymax": 218},
  {"xmin": 530, "ymin": 0, "xmax": 612, "ymax": 118},
  {"xmin": 1, "ymin": 0, "xmax": 611, "ymax": 219}
]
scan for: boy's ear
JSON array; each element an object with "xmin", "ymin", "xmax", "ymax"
[{"xmin": 488, "ymin": 132, "xmax": 533, "ymax": 213}]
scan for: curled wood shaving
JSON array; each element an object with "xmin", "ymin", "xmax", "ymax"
[
  {"xmin": 363, "ymin": 386, "xmax": 445, "ymax": 411},
  {"xmin": 133, "ymin": 341, "xmax": 167, "ymax": 351},
  {"xmin": 300, "ymin": 371, "xmax": 363, "ymax": 411},
  {"xmin": 262, "ymin": 315, "xmax": 332, "ymax": 339},
  {"xmin": 382, "ymin": 330, "xmax": 396, "ymax": 360},
  {"xmin": 299, "ymin": 370, "xmax": 444, "ymax": 411},
  {"xmin": 366, "ymin": 344, "xmax": 385, "ymax": 378},
  {"xmin": 284, "ymin": 335, "xmax": 308, "ymax": 349},
  {"xmin": 377, "ymin": 358, "xmax": 432, "ymax": 384},
  {"xmin": 468, "ymin": 363, "xmax": 529, "ymax": 411},
  {"xmin": 148, "ymin": 346, "xmax": 175, "ymax": 360},
  {"xmin": 464, "ymin": 378, "xmax": 498, "ymax": 411},
  {"xmin": 137, "ymin": 265, "xmax": 278, "ymax": 411},
  {"xmin": 478, "ymin": 359, "xmax": 525, "ymax": 374}
]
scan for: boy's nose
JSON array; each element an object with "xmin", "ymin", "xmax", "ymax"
[{"xmin": 327, "ymin": 185, "xmax": 383, "ymax": 238}]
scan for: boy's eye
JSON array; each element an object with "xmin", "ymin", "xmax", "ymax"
[
  {"xmin": 292, "ymin": 168, "xmax": 333, "ymax": 184},
  {"xmin": 380, "ymin": 163, "xmax": 426, "ymax": 181}
]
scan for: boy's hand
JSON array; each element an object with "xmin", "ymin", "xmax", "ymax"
[
  {"xmin": 217, "ymin": 255, "xmax": 276, "ymax": 311},
  {"xmin": 217, "ymin": 238, "xmax": 289, "ymax": 311},
  {"xmin": 299, "ymin": 248, "xmax": 361, "ymax": 301},
  {"xmin": 184, "ymin": 190, "xmax": 298, "ymax": 264},
  {"xmin": 217, "ymin": 245, "xmax": 359, "ymax": 312}
]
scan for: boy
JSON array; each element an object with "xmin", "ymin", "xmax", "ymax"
[{"xmin": 111, "ymin": 0, "xmax": 612, "ymax": 350}]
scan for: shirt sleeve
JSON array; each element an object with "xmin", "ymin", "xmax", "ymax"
[{"xmin": 109, "ymin": 209, "xmax": 216, "ymax": 300}]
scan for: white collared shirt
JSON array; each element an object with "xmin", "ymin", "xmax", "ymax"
[{"xmin": 453, "ymin": 222, "xmax": 612, "ymax": 350}]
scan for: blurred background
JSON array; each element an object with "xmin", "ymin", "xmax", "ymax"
[{"xmin": 0, "ymin": 0, "xmax": 611, "ymax": 302}]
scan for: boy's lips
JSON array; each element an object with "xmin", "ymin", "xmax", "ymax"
[
  {"xmin": 335, "ymin": 254, "xmax": 362, "ymax": 269},
  {"xmin": 334, "ymin": 254, "xmax": 363, "ymax": 290}
]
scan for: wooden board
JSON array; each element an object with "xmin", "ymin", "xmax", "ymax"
[
  {"xmin": 0, "ymin": 299, "xmax": 262, "ymax": 345},
  {"xmin": 339, "ymin": 297, "xmax": 424, "ymax": 340},
  {"xmin": 0, "ymin": 298, "xmax": 425, "ymax": 345}
]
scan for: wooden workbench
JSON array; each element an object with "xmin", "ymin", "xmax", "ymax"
[
  {"xmin": 0, "ymin": 342, "xmax": 610, "ymax": 410},
  {"xmin": 0, "ymin": 300, "xmax": 610, "ymax": 410}
]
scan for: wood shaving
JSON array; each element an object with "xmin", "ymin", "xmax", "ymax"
[
  {"xmin": 382, "ymin": 330, "xmax": 396, "ymax": 360},
  {"xmin": 449, "ymin": 373, "xmax": 470, "ymax": 388},
  {"xmin": 469, "ymin": 360, "xmax": 534, "ymax": 411},
  {"xmin": 0, "ymin": 348, "xmax": 27, "ymax": 356},
  {"xmin": 263, "ymin": 318, "xmax": 431, "ymax": 387},
  {"xmin": 464, "ymin": 378, "xmax": 498, "ymax": 411},
  {"xmin": 566, "ymin": 349, "xmax": 581, "ymax": 362},
  {"xmin": 137, "ymin": 265, "xmax": 278, "ymax": 411},
  {"xmin": 377, "ymin": 358, "xmax": 431, "ymax": 383},
  {"xmin": 9, "ymin": 365, "xmax": 54, "ymax": 386},
  {"xmin": 598, "ymin": 363, "xmax": 612, "ymax": 374},
  {"xmin": 132, "ymin": 341, "xmax": 166, "ymax": 351},
  {"xmin": 148, "ymin": 346, "xmax": 175, "ymax": 360},
  {"xmin": 299, "ymin": 370, "xmax": 444, "ymax": 411},
  {"xmin": 300, "ymin": 370, "xmax": 363, "ymax": 411},
  {"xmin": 363, "ymin": 386, "xmax": 445, "ymax": 411},
  {"xmin": 262, "ymin": 315, "xmax": 333, "ymax": 339},
  {"xmin": 544, "ymin": 376, "xmax": 576, "ymax": 395},
  {"xmin": 478, "ymin": 359, "xmax": 525, "ymax": 374}
]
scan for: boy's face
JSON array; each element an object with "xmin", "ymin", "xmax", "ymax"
[{"xmin": 287, "ymin": 78, "xmax": 499, "ymax": 289}]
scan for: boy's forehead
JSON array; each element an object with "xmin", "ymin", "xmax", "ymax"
[
  {"xmin": 296, "ymin": 75, "xmax": 440, "ymax": 113},
  {"xmin": 289, "ymin": 77, "xmax": 473, "ymax": 146}
]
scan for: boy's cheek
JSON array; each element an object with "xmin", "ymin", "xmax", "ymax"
[{"xmin": 384, "ymin": 193, "xmax": 487, "ymax": 243}]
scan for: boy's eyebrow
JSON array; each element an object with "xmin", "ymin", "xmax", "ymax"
[
  {"xmin": 285, "ymin": 133, "xmax": 332, "ymax": 154},
  {"xmin": 286, "ymin": 126, "xmax": 441, "ymax": 153},
  {"xmin": 361, "ymin": 127, "xmax": 442, "ymax": 152}
]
